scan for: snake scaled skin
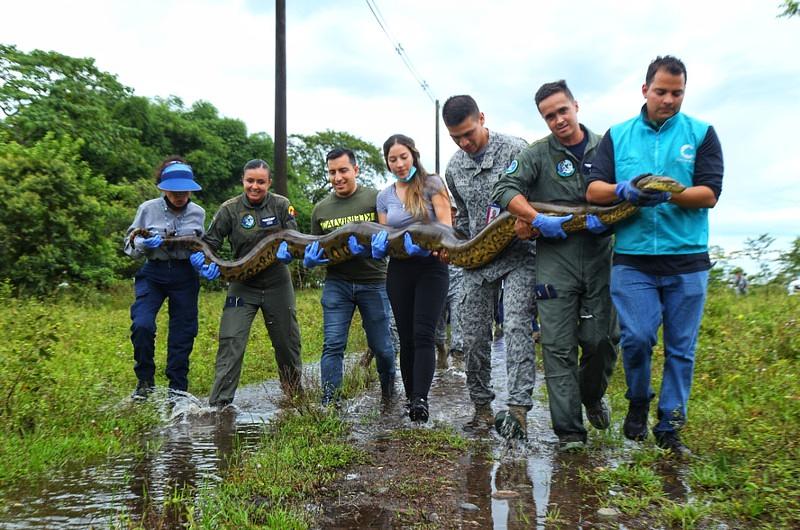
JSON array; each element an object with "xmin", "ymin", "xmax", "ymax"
[{"xmin": 129, "ymin": 175, "xmax": 684, "ymax": 280}]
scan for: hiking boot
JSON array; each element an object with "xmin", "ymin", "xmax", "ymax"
[
  {"xmin": 131, "ymin": 380, "xmax": 155, "ymax": 401},
  {"xmin": 623, "ymin": 401, "xmax": 650, "ymax": 441},
  {"xmin": 654, "ymin": 430, "xmax": 692, "ymax": 459},
  {"xmin": 463, "ymin": 403, "xmax": 494, "ymax": 433},
  {"xmin": 495, "ymin": 405, "xmax": 528, "ymax": 440},
  {"xmin": 409, "ymin": 397, "xmax": 429, "ymax": 423},
  {"xmin": 558, "ymin": 433, "xmax": 587, "ymax": 453},
  {"xmin": 586, "ymin": 396, "xmax": 611, "ymax": 430},
  {"xmin": 435, "ymin": 342, "xmax": 448, "ymax": 369}
]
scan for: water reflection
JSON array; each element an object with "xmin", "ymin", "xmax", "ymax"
[{"xmin": 0, "ymin": 380, "xmax": 283, "ymax": 529}]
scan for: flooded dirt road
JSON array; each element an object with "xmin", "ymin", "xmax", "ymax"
[{"xmin": 1, "ymin": 338, "xmax": 691, "ymax": 529}]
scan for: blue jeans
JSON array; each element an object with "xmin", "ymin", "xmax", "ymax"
[
  {"xmin": 610, "ymin": 265, "xmax": 708, "ymax": 433},
  {"xmin": 130, "ymin": 260, "xmax": 199, "ymax": 391},
  {"xmin": 320, "ymin": 279, "xmax": 396, "ymax": 397}
]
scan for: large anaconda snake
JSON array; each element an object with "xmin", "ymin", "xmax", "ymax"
[{"xmin": 130, "ymin": 175, "xmax": 684, "ymax": 281}]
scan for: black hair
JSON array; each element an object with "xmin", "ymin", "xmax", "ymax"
[
  {"xmin": 534, "ymin": 80, "xmax": 575, "ymax": 107},
  {"xmin": 645, "ymin": 55, "xmax": 687, "ymax": 86},
  {"xmin": 243, "ymin": 159, "xmax": 270, "ymax": 173},
  {"xmin": 325, "ymin": 147, "xmax": 357, "ymax": 166},
  {"xmin": 442, "ymin": 95, "xmax": 480, "ymax": 127}
]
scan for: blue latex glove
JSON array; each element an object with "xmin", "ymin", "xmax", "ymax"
[
  {"xmin": 403, "ymin": 232, "xmax": 431, "ymax": 257},
  {"xmin": 142, "ymin": 234, "xmax": 163, "ymax": 248},
  {"xmin": 303, "ymin": 241, "xmax": 330, "ymax": 268},
  {"xmin": 371, "ymin": 230, "xmax": 389, "ymax": 259},
  {"xmin": 189, "ymin": 251, "xmax": 206, "ymax": 271},
  {"xmin": 276, "ymin": 241, "xmax": 293, "ymax": 264},
  {"xmin": 348, "ymin": 235, "xmax": 369, "ymax": 257},
  {"xmin": 531, "ymin": 214, "xmax": 573, "ymax": 239},
  {"xmin": 586, "ymin": 214, "xmax": 608, "ymax": 234},
  {"xmin": 200, "ymin": 262, "xmax": 220, "ymax": 281},
  {"xmin": 615, "ymin": 173, "xmax": 672, "ymax": 206}
]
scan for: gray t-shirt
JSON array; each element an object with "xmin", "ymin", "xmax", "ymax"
[{"xmin": 376, "ymin": 175, "xmax": 446, "ymax": 228}]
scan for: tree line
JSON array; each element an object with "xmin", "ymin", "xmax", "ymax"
[
  {"xmin": 0, "ymin": 44, "xmax": 386, "ymax": 294},
  {"xmin": 1, "ymin": 44, "xmax": 798, "ymax": 295}
]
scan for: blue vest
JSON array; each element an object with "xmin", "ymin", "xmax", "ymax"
[{"xmin": 611, "ymin": 110, "xmax": 710, "ymax": 255}]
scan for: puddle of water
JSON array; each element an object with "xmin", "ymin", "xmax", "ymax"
[
  {"xmin": 2, "ymin": 336, "xmax": 694, "ymax": 529},
  {"xmin": 328, "ymin": 337, "xmax": 693, "ymax": 529},
  {"xmin": 0, "ymin": 378, "xmax": 288, "ymax": 529}
]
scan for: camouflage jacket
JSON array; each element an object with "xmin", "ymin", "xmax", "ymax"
[{"xmin": 445, "ymin": 130, "xmax": 535, "ymax": 282}]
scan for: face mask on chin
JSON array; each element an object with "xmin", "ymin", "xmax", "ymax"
[{"xmin": 395, "ymin": 165, "xmax": 417, "ymax": 183}]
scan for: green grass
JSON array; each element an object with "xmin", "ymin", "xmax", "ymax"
[
  {"xmin": 586, "ymin": 285, "xmax": 800, "ymax": 528},
  {"xmin": 0, "ymin": 281, "xmax": 367, "ymax": 491}
]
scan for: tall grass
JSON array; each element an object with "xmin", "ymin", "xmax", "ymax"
[
  {"xmin": 599, "ymin": 285, "xmax": 800, "ymax": 528},
  {"xmin": 0, "ymin": 281, "xmax": 366, "ymax": 490}
]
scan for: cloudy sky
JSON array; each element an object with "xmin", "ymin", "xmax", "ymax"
[{"xmin": 2, "ymin": 0, "xmax": 798, "ymax": 270}]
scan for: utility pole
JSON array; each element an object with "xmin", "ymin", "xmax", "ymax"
[
  {"xmin": 274, "ymin": 0, "xmax": 288, "ymax": 196},
  {"xmin": 435, "ymin": 99, "xmax": 440, "ymax": 175}
]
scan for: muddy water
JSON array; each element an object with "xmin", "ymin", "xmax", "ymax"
[
  {"xmin": 0, "ymin": 380, "xmax": 286, "ymax": 529},
  {"xmin": 330, "ymin": 337, "xmax": 692, "ymax": 529},
  {"xmin": 1, "ymin": 338, "xmax": 691, "ymax": 529}
]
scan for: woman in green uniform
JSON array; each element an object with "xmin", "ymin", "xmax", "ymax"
[{"xmin": 191, "ymin": 159, "xmax": 303, "ymax": 407}]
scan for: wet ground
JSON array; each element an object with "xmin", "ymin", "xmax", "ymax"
[
  {"xmin": 318, "ymin": 337, "xmax": 691, "ymax": 529},
  {"xmin": 0, "ymin": 382, "xmax": 284, "ymax": 529},
  {"xmin": 0, "ymin": 338, "xmax": 692, "ymax": 529}
]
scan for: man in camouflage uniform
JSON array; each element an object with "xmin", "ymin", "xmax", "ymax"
[
  {"xmin": 443, "ymin": 95, "xmax": 537, "ymax": 438},
  {"xmin": 493, "ymin": 81, "xmax": 619, "ymax": 451}
]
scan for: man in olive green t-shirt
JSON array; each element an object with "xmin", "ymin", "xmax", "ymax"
[{"xmin": 304, "ymin": 147, "xmax": 397, "ymax": 405}]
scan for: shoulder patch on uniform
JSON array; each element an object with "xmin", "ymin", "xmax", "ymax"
[
  {"xmin": 505, "ymin": 160, "xmax": 519, "ymax": 174},
  {"xmin": 287, "ymin": 205, "xmax": 296, "ymax": 218}
]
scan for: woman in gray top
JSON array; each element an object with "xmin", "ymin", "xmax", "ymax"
[
  {"xmin": 375, "ymin": 134, "xmax": 451, "ymax": 422},
  {"xmin": 125, "ymin": 157, "xmax": 216, "ymax": 400}
]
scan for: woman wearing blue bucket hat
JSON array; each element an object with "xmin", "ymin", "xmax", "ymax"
[{"xmin": 124, "ymin": 156, "xmax": 218, "ymax": 400}]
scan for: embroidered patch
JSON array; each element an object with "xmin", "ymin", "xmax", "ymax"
[
  {"xmin": 287, "ymin": 205, "xmax": 296, "ymax": 218},
  {"xmin": 241, "ymin": 214, "xmax": 255, "ymax": 229},
  {"xmin": 556, "ymin": 159, "xmax": 575, "ymax": 177},
  {"xmin": 260, "ymin": 216, "xmax": 278, "ymax": 228},
  {"xmin": 505, "ymin": 160, "xmax": 519, "ymax": 174}
]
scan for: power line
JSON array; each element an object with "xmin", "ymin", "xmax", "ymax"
[{"xmin": 365, "ymin": 0, "xmax": 436, "ymax": 103}]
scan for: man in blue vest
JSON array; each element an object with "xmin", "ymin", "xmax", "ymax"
[{"xmin": 586, "ymin": 56, "xmax": 723, "ymax": 457}]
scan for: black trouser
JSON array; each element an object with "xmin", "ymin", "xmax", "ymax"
[{"xmin": 386, "ymin": 255, "xmax": 449, "ymax": 401}]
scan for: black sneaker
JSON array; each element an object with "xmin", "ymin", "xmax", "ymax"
[
  {"xmin": 409, "ymin": 397, "xmax": 429, "ymax": 423},
  {"xmin": 131, "ymin": 380, "xmax": 154, "ymax": 401},
  {"xmin": 654, "ymin": 430, "xmax": 692, "ymax": 459},
  {"xmin": 586, "ymin": 396, "xmax": 611, "ymax": 430},
  {"xmin": 623, "ymin": 401, "xmax": 649, "ymax": 441}
]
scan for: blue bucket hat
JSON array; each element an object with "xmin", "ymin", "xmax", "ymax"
[{"xmin": 158, "ymin": 162, "xmax": 202, "ymax": 192}]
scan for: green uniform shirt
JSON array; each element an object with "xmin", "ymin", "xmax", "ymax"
[
  {"xmin": 204, "ymin": 192, "xmax": 297, "ymax": 289},
  {"xmin": 493, "ymin": 125, "xmax": 602, "ymax": 207},
  {"xmin": 311, "ymin": 186, "xmax": 387, "ymax": 283}
]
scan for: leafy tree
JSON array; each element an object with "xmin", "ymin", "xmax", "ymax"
[
  {"xmin": 0, "ymin": 132, "xmax": 127, "ymax": 294},
  {"xmin": 776, "ymin": 237, "xmax": 800, "ymax": 283},
  {"xmin": 779, "ymin": 0, "xmax": 799, "ymax": 17},
  {"xmin": 288, "ymin": 130, "xmax": 386, "ymax": 204},
  {"xmin": 0, "ymin": 44, "xmax": 150, "ymax": 183}
]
